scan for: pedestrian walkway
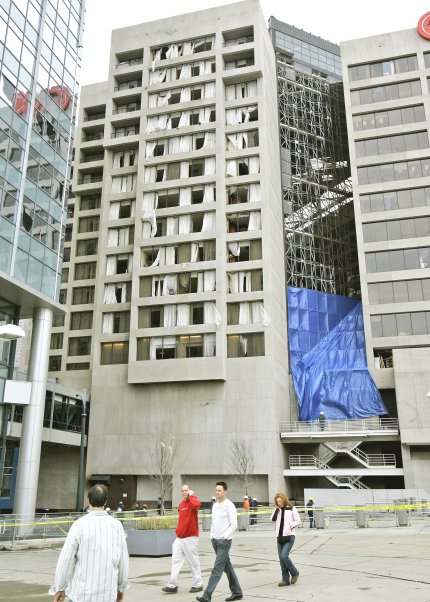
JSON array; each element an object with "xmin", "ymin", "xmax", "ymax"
[{"xmin": 1, "ymin": 526, "xmax": 430, "ymax": 601}]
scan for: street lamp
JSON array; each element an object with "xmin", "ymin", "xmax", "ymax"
[
  {"xmin": 0, "ymin": 323, "xmax": 26, "ymax": 496},
  {"xmin": 75, "ymin": 392, "xmax": 88, "ymax": 512}
]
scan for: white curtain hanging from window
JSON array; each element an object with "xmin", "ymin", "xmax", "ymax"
[
  {"xmin": 151, "ymin": 49, "xmax": 161, "ymax": 69},
  {"xmin": 143, "ymin": 192, "xmax": 158, "ymax": 211},
  {"xmin": 228, "ymin": 272, "xmax": 239, "ymax": 293},
  {"xmin": 182, "ymin": 41, "xmax": 194, "ymax": 55},
  {"xmin": 226, "ymin": 160, "xmax": 237, "ymax": 177},
  {"xmin": 179, "ymin": 135, "xmax": 192, "ymax": 152},
  {"xmin": 198, "ymin": 107, "xmax": 211, "ymax": 124},
  {"xmin": 204, "ymin": 302, "xmax": 222, "ymax": 327},
  {"xmin": 203, "ymin": 61, "xmax": 212, "ymax": 74},
  {"xmin": 180, "ymin": 87, "xmax": 191, "ymax": 102},
  {"xmin": 226, "ymin": 108, "xmax": 239, "ymax": 125},
  {"xmin": 106, "ymin": 256, "xmax": 116, "ymax": 275},
  {"xmin": 149, "ymin": 337, "xmax": 161, "ymax": 360},
  {"xmin": 162, "ymin": 274, "xmax": 177, "ymax": 295},
  {"xmin": 202, "ymin": 185, "xmax": 214, "ymax": 203},
  {"xmin": 240, "ymin": 335, "xmax": 247, "ymax": 356},
  {"xmin": 146, "ymin": 116, "xmax": 157, "ymax": 133},
  {"xmin": 248, "ymin": 211, "xmax": 261, "ymax": 231},
  {"xmin": 148, "ymin": 94, "xmax": 157, "ymax": 108},
  {"xmin": 197, "ymin": 272, "xmax": 204, "ymax": 293},
  {"xmin": 109, "ymin": 202, "xmax": 120, "ymax": 220},
  {"xmin": 168, "ymin": 137, "xmax": 181, "ymax": 154},
  {"xmin": 190, "ymin": 242, "xmax": 199, "ymax": 263},
  {"xmin": 204, "ymin": 82, "xmax": 215, "ymax": 98},
  {"xmin": 118, "ymin": 228, "xmax": 129, "ymax": 246},
  {"xmin": 176, "ymin": 304, "xmax": 189, "ymax": 326},
  {"xmin": 127, "ymin": 255, "xmax": 133, "ymax": 272},
  {"xmin": 164, "ymin": 304, "xmax": 177, "ymax": 327},
  {"xmin": 145, "ymin": 141, "xmax": 157, "ymax": 159},
  {"xmin": 202, "ymin": 132, "xmax": 215, "ymax": 149},
  {"xmin": 249, "ymin": 156, "xmax": 260, "ymax": 174},
  {"xmin": 104, "ymin": 284, "xmax": 117, "ymax": 304},
  {"xmin": 111, "ymin": 177, "xmax": 122, "ymax": 193},
  {"xmin": 158, "ymin": 91, "xmax": 171, "ymax": 106},
  {"xmin": 203, "ymin": 270, "xmax": 216, "ymax": 291},
  {"xmin": 102, "ymin": 313, "xmax": 114, "ymax": 334},
  {"xmin": 251, "ymin": 302, "xmax": 261, "ymax": 324},
  {"xmin": 166, "ymin": 44, "xmax": 179, "ymax": 59},
  {"xmin": 226, "ymin": 134, "xmax": 240, "ymax": 151},
  {"xmin": 108, "ymin": 229, "xmax": 119, "ymax": 247},
  {"xmin": 149, "ymin": 248, "xmax": 161, "ymax": 268},
  {"xmin": 204, "ymin": 333, "xmax": 216, "ymax": 357},
  {"xmin": 225, "ymin": 84, "xmax": 235, "ymax": 101},
  {"xmin": 179, "ymin": 110, "xmax": 190, "ymax": 128},
  {"xmin": 165, "ymin": 246, "xmax": 175, "ymax": 265},
  {"xmin": 239, "ymin": 302, "xmax": 251, "ymax": 325},
  {"xmin": 180, "ymin": 161, "xmax": 189, "ymax": 179},
  {"xmin": 157, "ymin": 114, "xmax": 170, "ymax": 131},
  {"xmin": 141, "ymin": 214, "xmax": 154, "ymax": 239},
  {"xmin": 249, "ymin": 183, "xmax": 260, "ymax": 203},
  {"xmin": 179, "ymin": 187, "xmax": 192, "ymax": 206},
  {"xmin": 244, "ymin": 106, "xmax": 257, "ymax": 122},
  {"xmin": 228, "ymin": 242, "xmax": 241, "ymax": 257},
  {"xmin": 201, "ymin": 211, "xmax": 215, "ymax": 232},
  {"xmin": 113, "ymin": 152, "xmax": 122, "ymax": 168},
  {"xmin": 179, "ymin": 63, "xmax": 191, "ymax": 79},
  {"xmin": 204, "ymin": 157, "xmax": 216, "ymax": 175},
  {"xmin": 152, "ymin": 275, "xmax": 163, "ymax": 296},
  {"xmin": 166, "ymin": 216, "xmax": 178, "ymax": 236},
  {"xmin": 144, "ymin": 166, "xmax": 157, "ymax": 183},
  {"xmin": 149, "ymin": 69, "xmax": 166, "ymax": 84},
  {"xmin": 178, "ymin": 214, "xmax": 192, "ymax": 235}
]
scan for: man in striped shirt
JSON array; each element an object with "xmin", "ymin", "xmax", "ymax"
[{"xmin": 49, "ymin": 484, "xmax": 129, "ymax": 602}]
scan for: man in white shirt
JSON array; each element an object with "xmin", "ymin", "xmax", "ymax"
[
  {"xmin": 196, "ymin": 481, "xmax": 243, "ymax": 602},
  {"xmin": 49, "ymin": 484, "xmax": 129, "ymax": 602}
]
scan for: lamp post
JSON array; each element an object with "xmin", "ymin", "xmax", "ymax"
[
  {"xmin": 75, "ymin": 392, "xmax": 87, "ymax": 512},
  {"xmin": 0, "ymin": 324, "xmax": 25, "ymax": 496}
]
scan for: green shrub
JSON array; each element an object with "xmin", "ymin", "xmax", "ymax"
[{"xmin": 134, "ymin": 516, "xmax": 178, "ymax": 530}]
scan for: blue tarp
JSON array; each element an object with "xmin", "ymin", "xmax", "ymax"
[{"xmin": 287, "ymin": 287, "xmax": 387, "ymax": 421}]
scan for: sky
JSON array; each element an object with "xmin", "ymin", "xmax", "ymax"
[{"xmin": 80, "ymin": 0, "xmax": 430, "ymax": 86}]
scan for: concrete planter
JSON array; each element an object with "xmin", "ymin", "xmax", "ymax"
[{"xmin": 126, "ymin": 528, "xmax": 176, "ymax": 557}]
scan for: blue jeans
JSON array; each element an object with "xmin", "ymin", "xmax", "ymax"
[
  {"xmin": 203, "ymin": 538, "xmax": 242, "ymax": 600},
  {"xmin": 277, "ymin": 536, "xmax": 299, "ymax": 583}
]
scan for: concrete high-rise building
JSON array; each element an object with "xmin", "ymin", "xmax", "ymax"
[
  {"xmin": 49, "ymin": 2, "xmax": 430, "ymax": 507},
  {"xmin": 342, "ymin": 22, "xmax": 430, "ymax": 492},
  {"xmin": 0, "ymin": 0, "xmax": 85, "ymax": 513},
  {"xmin": 55, "ymin": 0, "xmax": 290, "ymax": 506}
]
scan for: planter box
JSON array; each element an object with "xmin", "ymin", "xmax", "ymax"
[{"xmin": 126, "ymin": 528, "xmax": 176, "ymax": 557}]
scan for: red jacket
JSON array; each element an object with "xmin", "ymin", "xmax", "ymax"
[{"xmin": 176, "ymin": 495, "xmax": 200, "ymax": 538}]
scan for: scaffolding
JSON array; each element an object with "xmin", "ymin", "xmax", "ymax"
[{"xmin": 276, "ymin": 55, "xmax": 358, "ymax": 296}]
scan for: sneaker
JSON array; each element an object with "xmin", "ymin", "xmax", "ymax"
[
  {"xmin": 162, "ymin": 586, "xmax": 178, "ymax": 593},
  {"xmin": 190, "ymin": 586, "xmax": 203, "ymax": 593},
  {"xmin": 278, "ymin": 581, "xmax": 290, "ymax": 586},
  {"xmin": 196, "ymin": 597, "xmax": 210, "ymax": 602},
  {"xmin": 291, "ymin": 574, "xmax": 299, "ymax": 585}
]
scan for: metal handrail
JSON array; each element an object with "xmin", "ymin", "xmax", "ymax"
[{"xmin": 280, "ymin": 417, "xmax": 399, "ymax": 434}]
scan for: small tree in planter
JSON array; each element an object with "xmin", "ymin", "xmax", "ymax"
[
  {"xmin": 229, "ymin": 438, "xmax": 254, "ymax": 496},
  {"xmin": 148, "ymin": 420, "xmax": 180, "ymax": 514}
]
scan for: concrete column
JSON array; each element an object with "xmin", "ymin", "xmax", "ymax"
[{"xmin": 13, "ymin": 307, "xmax": 52, "ymax": 517}]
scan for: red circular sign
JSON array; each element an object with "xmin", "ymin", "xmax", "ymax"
[{"xmin": 418, "ymin": 12, "xmax": 430, "ymax": 39}]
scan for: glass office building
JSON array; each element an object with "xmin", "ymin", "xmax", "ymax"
[{"xmin": 0, "ymin": 0, "xmax": 84, "ymax": 515}]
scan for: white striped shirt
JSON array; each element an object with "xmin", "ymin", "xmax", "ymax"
[{"xmin": 49, "ymin": 510, "xmax": 129, "ymax": 602}]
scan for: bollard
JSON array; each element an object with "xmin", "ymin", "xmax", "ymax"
[
  {"xmin": 315, "ymin": 509, "xmax": 325, "ymax": 529},
  {"xmin": 396, "ymin": 509, "xmax": 408, "ymax": 527},
  {"xmin": 237, "ymin": 513, "xmax": 249, "ymax": 531},
  {"xmin": 355, "ymin": 509, "xmax": 366, "ymax": 528},
  {"xmin": 202, "ymin": 516, "xmax": 211, "ymax": 531}
]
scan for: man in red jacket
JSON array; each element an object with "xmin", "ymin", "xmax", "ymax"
[{"xmin": 162, "ymin": 484, "xmax": 203, "ymax": 594}]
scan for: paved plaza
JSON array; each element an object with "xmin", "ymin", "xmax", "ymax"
[{"xmin": 1, "ymin": 525, "xmax": 430, "ymax": 602}]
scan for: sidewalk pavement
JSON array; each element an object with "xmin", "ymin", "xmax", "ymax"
[{"xmin": 1, "ymin": 525, "xmax": 430, "ymax": 602}]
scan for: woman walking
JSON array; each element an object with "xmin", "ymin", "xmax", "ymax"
[{"xmin": 271, "ymin": 493, "xmax": 301, "ymax": 586}]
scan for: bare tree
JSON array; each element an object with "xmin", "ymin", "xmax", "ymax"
[
  {"xmin": 229, "ymin": 438, "xmax": 254, "ymax": 496},
  {"xmin": 148, "ymin": 420, "xmax": 180, "ymax": 514}
]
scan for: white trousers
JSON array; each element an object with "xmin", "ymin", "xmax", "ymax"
[{"xmin": 167, "ymin": 536, "xmax": 202, "ymax": 588}]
